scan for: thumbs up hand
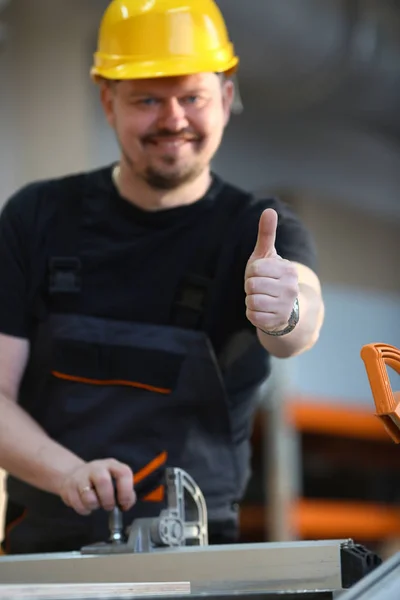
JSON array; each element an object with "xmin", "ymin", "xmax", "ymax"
[{"xmin": 245, "ymin": 209, "xmax": 299, "ymax": 334}]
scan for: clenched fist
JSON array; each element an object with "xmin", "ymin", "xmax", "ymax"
[{"xmin": 245, "ymin": 208, "xmax": 299, "ymax": 334}]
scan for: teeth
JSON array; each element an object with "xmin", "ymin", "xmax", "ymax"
[{"xmin": 159, "ymin": 140, "xmax": 186, "ymax": 147}]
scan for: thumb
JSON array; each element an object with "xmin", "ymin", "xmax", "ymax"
[{"xmin": 251, "ymin": 208, "xmax": 278, "ymax": 260}]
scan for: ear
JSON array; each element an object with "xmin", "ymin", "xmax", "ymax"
[
  {"xmin": 221, "ymin": 79, "xmax": 235, "ymax": 126},
  {"xmin": 100, "ymin": 80, "xmax": 117, "ymax": 128}
]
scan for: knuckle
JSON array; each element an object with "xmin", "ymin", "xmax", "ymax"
[
  {"xmin": 247, "ymin": 261, "xmax": 258, "ymax": 277},
  {"xmin": 90, "ymin": 460, "xmax": 103, "ymax": 470},
  {"xmin": 96, "ymin": 458, "xmax": 114, "ymax": 470},
  {"xmin": 247, "ymin": 296, "xmax": 259, "ymax": 312},
  {"xmin": 289, "ymin": 280, "xmax": 300, "ymax": 298},
  {"xmin": 252, "ymin": 261, "xmax": 263, "ymax": 277},
  {"xmin": 248, "ymin": 277, "xmax": 258, "ymax": 294},
  {"xmin": 120, "ymin": 465, "xmax": 133, "ymax": 478},
  {"xmin": 246, "ymin": 308, "xmax": 255, "ymax": 323},
  {"xmin": 244, "ymin": 268, "xmax": 253, "ymax": 284},
  {"xmin": 250, "ymin": 296, "xmax": 260, "ymax": 311},
  {"xmin": 286, "ymin": 263, "xmax": 298, "ymax": 280},
  {"xmin": 93, "ymin": 472, "xmax": 111, "ymax": 487},
  {"xmin": 66, "ymin": 473, "xmax": 79, "ymax": 488},
  {"xmin": 109, "ymin": 458, "xmax": 130, "ymax": 475}
]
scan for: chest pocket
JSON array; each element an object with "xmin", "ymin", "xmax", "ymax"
[
  {"xmin": 42, "ymin": 327, "xmax": 188, "ymax": 464},
  {"xmin": 50, "ymin": 337, "xmax": 184, "ymax": 411}
]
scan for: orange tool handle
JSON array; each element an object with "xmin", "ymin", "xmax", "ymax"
[{"xmin": 360, "ymin": 343, "xmax": 400, "ymax": 443}]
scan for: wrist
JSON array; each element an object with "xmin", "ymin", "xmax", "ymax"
[{"xmin": 40, "ymin": 449, "xmax": 85, "ymax": 496}]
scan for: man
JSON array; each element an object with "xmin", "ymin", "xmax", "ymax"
[{"xmin": 0, "ymin": 0, "xmax": 324, "ymax": 554}]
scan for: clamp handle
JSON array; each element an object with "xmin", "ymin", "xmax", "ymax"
[
  {"xmin": 108, "ymin": 480, "xmax": 126, "ymax": 544},
  {"xmin": 360, "ymin": 343, "xmax": 400, "ymax": 443}
]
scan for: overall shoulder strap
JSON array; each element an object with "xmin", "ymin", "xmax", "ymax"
[
  {"xmin": 170, "ymin": 178, "xmax": 257, "ymax": 331},
  {"xmin": 29, "ymin": 174, "xmax": 86, "ymax": 321}
]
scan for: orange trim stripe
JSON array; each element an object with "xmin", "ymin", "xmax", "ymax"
[
  {"xmin": 5, "ymin": 509, "xmax": 28, "ymax": 554},
  {"xmin": 51, "ymin": 371, "xmax": 171, "ymax": 395},
  {"xmin": 143, "ymin": 485, "xmax": 165, "ymax": 502},
  {"xmin": 133, "ymin": 451, "xmax": 168, "ymax": 485}
]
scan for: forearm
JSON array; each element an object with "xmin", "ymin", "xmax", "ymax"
[
  {"xmin": 257, "ymin": 283, "xmax": 324, "ymax": 358},
  {"xmin": 0, "ymin": 393, "xmax": 84, "ymax": 496}
]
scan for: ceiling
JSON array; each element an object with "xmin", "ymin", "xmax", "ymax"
[
  {"xmin": 212, "ymin": 0, "xmax": 400, "ymax": 221},
  {"xmin": 216, "ymin": 0, "xmax": 400, "ymax": 131}
]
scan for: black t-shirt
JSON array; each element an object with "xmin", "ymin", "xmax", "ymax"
[{"xmin": 0, "ymin": 165, "xmax": 318, "ymax": 387}]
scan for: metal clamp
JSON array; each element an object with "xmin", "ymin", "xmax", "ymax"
[{"xmin": 80, "ymin": 467, "xmax": 208, "ymax": 555}]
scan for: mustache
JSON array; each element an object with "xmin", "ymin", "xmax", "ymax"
[{"xmin": 142, "ymin": 129, "xmax": 202, "ymax": 144}]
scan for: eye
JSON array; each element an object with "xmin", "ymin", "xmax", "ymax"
[
  {"xmin": 136, "ymin": 97, "xmax": 159, "ymax": 107},
  {"xmin": 183, "ymin": 95, "xmax": 200, "ymax": 105},
  {"xmin": 182, "ymin": 95, "xmax": 209, "ymax": 109}
]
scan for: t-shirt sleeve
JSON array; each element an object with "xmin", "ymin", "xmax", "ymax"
[{"xmin": 0, "ymin": 186, "xmax": 38, "ymax": 339}]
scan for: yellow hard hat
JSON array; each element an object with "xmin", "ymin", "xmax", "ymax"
[{"xmin": 91, "ymin": 0, "xmax": 239, "ymax": 81}]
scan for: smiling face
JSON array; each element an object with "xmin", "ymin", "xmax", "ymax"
[{"xmin": 100, "ymin": 73, "xmax": 234, "ymax": 190}]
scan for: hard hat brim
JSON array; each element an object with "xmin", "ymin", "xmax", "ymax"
[{"xmin": 91, "ymin": 55, "xmax": 239, "ymax": 82}]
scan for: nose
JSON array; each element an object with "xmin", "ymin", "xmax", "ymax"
[{"xmin": 158, "ymin": 98, "xmax": 189, "ymax": 131}]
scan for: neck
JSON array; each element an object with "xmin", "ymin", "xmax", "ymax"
[{"xmin": 113, "ymin": 162, "xmax": 212, "ymax": 211}]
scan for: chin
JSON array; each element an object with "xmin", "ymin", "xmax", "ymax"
[{"xmin": 144, "ymin": 166, "xmax": 203, "ymax": 191}]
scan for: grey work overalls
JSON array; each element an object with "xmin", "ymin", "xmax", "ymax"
[{"xmin": 3, "ymin": 172, "xmax": 263, "ymax": 554}]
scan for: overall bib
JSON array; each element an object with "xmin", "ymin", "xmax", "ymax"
[{"xmin": 3, "ymin": 174, "xmax": 262, "ymax": 554}]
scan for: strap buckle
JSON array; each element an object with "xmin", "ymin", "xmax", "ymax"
[
  {"xmin": 48, "ymin": 257, "xmax": 82, "ymax": 294},
  {"xmin": 172, "ymin": 274, "xmax": 210, "ymax": 329}
]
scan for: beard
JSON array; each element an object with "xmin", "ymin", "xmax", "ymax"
[
  {"xmin": 142, "ymin": 155, "xmax": 206, "ymax": 190},
  {"xmin": 120, "ymin": 128, "xmax": 208, "ymax": 191}
]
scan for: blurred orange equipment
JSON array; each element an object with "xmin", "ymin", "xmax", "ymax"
[{"xmin": 361, "ymin": 343, "xmax": 400, "ymax": 443}]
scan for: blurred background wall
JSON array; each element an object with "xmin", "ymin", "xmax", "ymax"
[{"xmin": 0, "ymin": 0, "xmax": 399, "ymax": 553}]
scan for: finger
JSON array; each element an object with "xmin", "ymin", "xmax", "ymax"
[
  {"xmin": 107, "ymin": 460, "xmax": 136, "ymax": 510},
  {"xmin": 245, "ymin": 294, "xmax": 281, "ymax": 313},
  {"xmin": 79, "ymin": 485, "xmax": 100, "ymax": 512},
  {"xmin": 68, "ymin": 487, "xmax": 93, "ymax": 516},
  {"xmin": 246, "ymin": 257, "xmax": 294, "ymax": 281},
  {"xmin": 245, "ymin": 276, "xmax": 281, "ymax": 297},
  {"xmin": 246, "ymin": 293, "xmax": 295, "ymax": 315},
  {"xmin": 251, "ymin": 209, "xmax": 278, "ymax": 260},
  {"xmin": 246, "ymin": 309, "xmax": 288, "ymax": 332},
  {"xmin": 90, "ymin": 469, "xmax": 115, "ymax": 511}
]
